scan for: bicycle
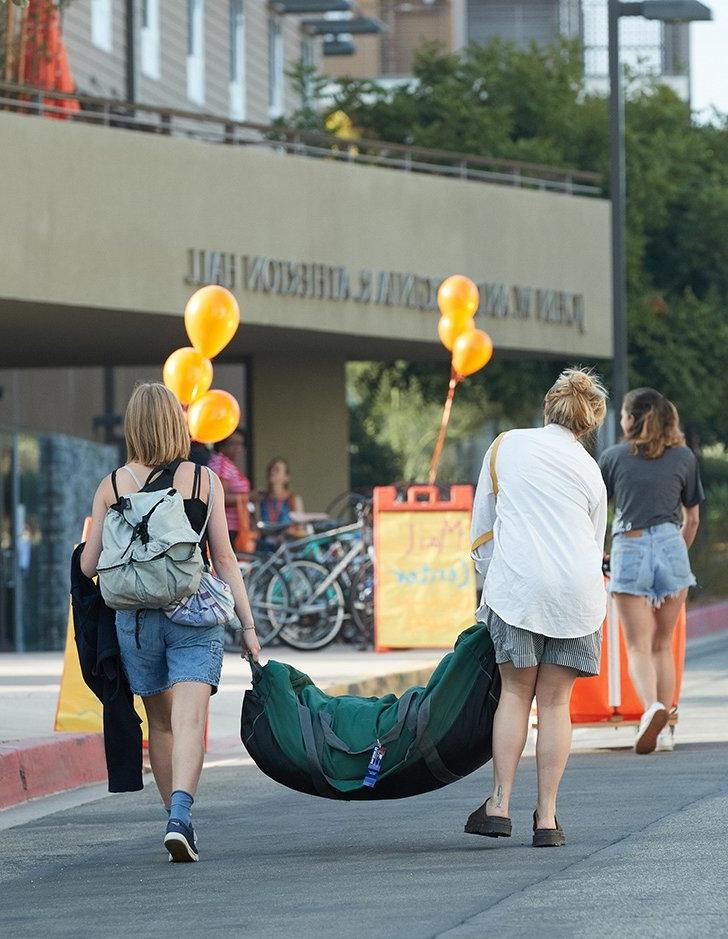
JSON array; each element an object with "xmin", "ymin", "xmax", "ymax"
[{"xmin": 271, "ymin": 501, "xmax": 374, "ymax": 650}]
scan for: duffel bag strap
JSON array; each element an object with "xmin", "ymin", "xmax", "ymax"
[
  {"xmin": 297, "ymin": 702, "xmax": 333, "ymax": 798},
  {"xmin": 413, "ymin": 695, "xmax": 462, "ymax": 785},
  {"xmin": 317, "ymin": 689, "xmax": 419, "ymax": 755}
]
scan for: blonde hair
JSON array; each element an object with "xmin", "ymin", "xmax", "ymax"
[
  {"xmin": 124, "ymin": 382, "xmax": 190, "ymax": 467},
  {"xmin": 544, "ymin": 367, "xmax": 608, "ymax": 439},
  {"xmin": 623, "ymin": 388, "xmax": 684, "ymax": 459}
]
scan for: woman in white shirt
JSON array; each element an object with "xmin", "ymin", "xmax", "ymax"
[{"xmin": 467, "ymin": 368, "xmax": 608, "ymax": 848}]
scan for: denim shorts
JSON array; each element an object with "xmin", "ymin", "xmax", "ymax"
[
  {"xmin": 115, "ymin": 608, "xmax": 224, "ymax": 697},
  {"xmin": 609, "ymin": 522, "xmax": 695, "ymax": 607}
]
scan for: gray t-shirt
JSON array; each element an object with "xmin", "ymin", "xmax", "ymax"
[{"xmin": 599, "ymin": 443, "xmax": 704, "ymax": 534}]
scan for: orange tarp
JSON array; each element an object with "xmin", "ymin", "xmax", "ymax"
[{"xmin": 17, "ymin": 0, "xmax": 79, "ymax": 117}]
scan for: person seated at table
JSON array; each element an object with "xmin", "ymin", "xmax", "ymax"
[{"xmin": 256, "ymin": 457, "xmax": 305, "ymax": 553}]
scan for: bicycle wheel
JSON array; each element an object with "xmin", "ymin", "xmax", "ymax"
[
  {"xmin": 349, "ymin": 557, "xmax": 374, "ymax": 647},
  {"xmin": 268, "ymin": 559, "xmax": 345, "ymax": 650},
  {"xmin": 240, "ymin": 558, "xmax": 288, "ymax": 648}
]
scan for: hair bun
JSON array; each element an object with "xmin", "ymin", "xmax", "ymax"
[
  {"xmin": 564, "ymin": 370, "xmax": 593, "ymax": 395},
  {"xmin": 543, "ymin": 367, "xmax": 608, "ymax": 438}
]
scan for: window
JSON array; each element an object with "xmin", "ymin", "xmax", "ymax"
[
  {"xmin": 187, "ymin": 0, "xmax": 206, "ymax": 106},
  {"xmin": 229, "ymin": 0, "xmax": 246, "ymax": 120},
  {"xmin": 141, "ymin": 0, "xmax": 161, "ymax": 81},
  {"xmin": 90, "ymin": 0, "xmax": 112, "ymax": 53},
  {"xmin": 268, "ymin": 16, "xmax": 284, "ymax": 119}
]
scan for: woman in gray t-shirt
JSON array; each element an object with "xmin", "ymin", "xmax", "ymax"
[{"xmin": 599, "ymin": 388, "xmax": 703, "ymax": 755}]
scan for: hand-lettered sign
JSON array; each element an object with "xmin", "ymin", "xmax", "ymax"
[{"xmin": 373, "ymin": 485, "xmax": 476, "ymax": 650}]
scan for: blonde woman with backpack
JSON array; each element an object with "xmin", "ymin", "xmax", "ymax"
[
  {"xmin": 81, "ymin": 383, "xmax": 260, "ymax": 863},
  {"xmin": 467, "ymin": 369, "xmax": 608, "ymax": 848}
]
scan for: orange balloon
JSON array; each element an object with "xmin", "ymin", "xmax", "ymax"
[
  {"xmin": 452, "ymin": 329, "xmax": 493, "ymax": 378},
  {"xmin": 438, "ymin": 314, "xmax": 475, "ymax": 352},
  {"xmin": 163, "ymin": 347, "xmax": 213, "ymax": 406},
  {"xmin": 437, "ymin": 275, "xmax": 480, "ymax": 323},
  {"xmin": 184, "ymin": 285, "xmax": 240, "ymax": 359},
  {"xmin": 187, "ymin": 390, "xmax": 241, "ymax": 444}
]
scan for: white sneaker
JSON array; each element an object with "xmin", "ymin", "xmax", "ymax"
[
  {"xmin": 635, "ymin": 702, "xmax": 669, "ymax": 754},
  {"xmin": 656, "ymin": 724, "xmax": 675, "ymax": 752}
]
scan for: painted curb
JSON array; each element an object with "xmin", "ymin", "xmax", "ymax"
[
  {"xmin": 323, "ymin": 665, "xmax": 439, "ymax": 700},
  {"xmin": 0, "ymin": 733, "xmax": 107, "ymax": 811},
  {"xmin": 687, "ymin": 602, "xmax": 728, "ymax": 640}
]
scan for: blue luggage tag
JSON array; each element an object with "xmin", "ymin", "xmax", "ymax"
[{"xmin": 363, "ymin": 742, "xmax": 386, "ymax": 788}]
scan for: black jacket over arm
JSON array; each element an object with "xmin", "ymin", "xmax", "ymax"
[{"xmin": 70, "ymin": 544, "xmax": 143, "ymax": 792}]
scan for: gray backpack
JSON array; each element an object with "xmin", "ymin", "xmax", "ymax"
[{"xmin": 97, "ymin": 463, "xmax": 214, "ymax": 611}]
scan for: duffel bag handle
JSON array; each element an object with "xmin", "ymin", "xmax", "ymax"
[
  {"xmin": 245, "ymin": 652, "xmax": 264, "ymax": 681},
  {"xmin": 318, "ymin": 688, "xmax": 419, "ymax": 754}
]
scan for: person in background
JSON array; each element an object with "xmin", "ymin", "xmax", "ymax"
[
  {"xmin": 188, "ymin": 440, "xmax": 210, "ymax": 467},
  {"xmin": 468, "ymin": 368, "xmax": 608, "ymax": 848},
  {"xmin": 256, "ymin": 458, "xmax": 305, "ymax": 554},
  {"xmin": 599, "ymin": 388, "xmax": 703, "ymax": 755},
  {"xmin": 208, "ymin": 428, "xmax": 251, "ymax": 547}
]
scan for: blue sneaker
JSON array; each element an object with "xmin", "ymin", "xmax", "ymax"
[{"xmin": 164, "ymin": 818, "xmax": 199, "ymax": 863}]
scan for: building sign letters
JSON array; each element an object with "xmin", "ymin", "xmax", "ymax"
[{"xmin": 185, "ymin": 248, "xmax": 586, "ymax": 333}]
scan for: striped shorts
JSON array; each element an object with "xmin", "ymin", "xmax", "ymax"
[{"xmin": 485, "ymin": 607, "xmax": 602, "ymax": 678}]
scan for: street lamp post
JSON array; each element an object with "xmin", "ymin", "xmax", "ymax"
[{"xmin": 607, "ymin": 0, "xmax": 711, "ymax": 437}]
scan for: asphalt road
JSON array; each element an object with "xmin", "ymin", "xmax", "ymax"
[{"xmin": 2, "ymin": 637, "xmax": 727, "ymax": 938}]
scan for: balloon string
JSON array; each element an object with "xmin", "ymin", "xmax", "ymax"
[{"xmin": 428, "ymin": 371, "xmax": 459, "ymax": 485}]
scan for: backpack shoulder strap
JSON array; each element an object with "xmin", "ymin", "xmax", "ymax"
[
  {"xmin": 192, "ymin": 462, "xmax": 203, "ymax": 500},
  {"xmin": 199, "ymin": 467, "xmax": 216, "ymax": 539}
]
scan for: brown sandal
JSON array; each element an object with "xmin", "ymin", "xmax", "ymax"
[
  {"xmin": 464, "ymin": 797, "xmax": 512, "ymax": 838},
  {"xmin": 532, "ymin": 811, "xmax": 566, "ymax": 848}
]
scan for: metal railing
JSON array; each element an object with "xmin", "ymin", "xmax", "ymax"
[{"xmin": 0, "ymin": 80, "xmax": 603, "ymax": 196}]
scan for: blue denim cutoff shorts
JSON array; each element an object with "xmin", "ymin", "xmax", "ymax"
[
  {"xmin": 115, "ymin": 608, "xmax": 224, "ymax": 697},
  {"xmin": 609, "ymin": 522, "xmax": 696, "ymax": 607}
]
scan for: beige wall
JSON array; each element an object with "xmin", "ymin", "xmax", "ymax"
[
  {"xmin": 0, "ymin": 111, "xmax": 612, "ymax": 361},
  {"xmin": 250, "ymin": 355, "xmax": 349, "ymax": 512}
]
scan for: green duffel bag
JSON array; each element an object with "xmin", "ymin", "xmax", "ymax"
[{"xmin": 240, "ymin": 623, "xmax": 501, "ymax": 800}]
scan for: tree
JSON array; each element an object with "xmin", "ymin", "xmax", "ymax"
[{"xmin": 288, "ymin": 39, "xmax": 728, "ymax": 464}]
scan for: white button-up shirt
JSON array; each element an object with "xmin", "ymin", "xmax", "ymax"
[{"xmin": 471, "ymin": 423, "xmax": 608, "ymax": 638}]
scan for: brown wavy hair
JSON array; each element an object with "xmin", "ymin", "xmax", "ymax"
[
  {"xmin": 622, "ymin": 388, "xmax": 684, "ymax": 459},
  {"xmin": 543, "ymin": 367, "xmax": 608, "ymax": 439}
]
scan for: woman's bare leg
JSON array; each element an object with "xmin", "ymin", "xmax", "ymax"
[
  {"xmin": 614, "ymin": 593, "xmax": 658, "ymax": 707},
  {"xmin": 653, "ymin": 590, "xmax": 687, "ymax": 708},
  {"xmin": 534, "ymin": 665, "xmax": 579, "ymax": 829},
  {"xmin": 488, "ymin": 663, "xmax": 539, "ymax": 818},
  {"xmin": 142, "ymin": 689, "xmax": 174, "ymax": 807},
  {"xmin": 170, "ymin": 681, "xmax": 212, "ymax": 796}
]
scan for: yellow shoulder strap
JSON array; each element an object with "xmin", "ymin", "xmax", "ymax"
[
  {"xmin": 471, "ymin": 432, "xmax": 507, "ymax": 554},
  {"xmin": 489, "ymin": 432, "xmax": 506, "ymax": 496}
]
